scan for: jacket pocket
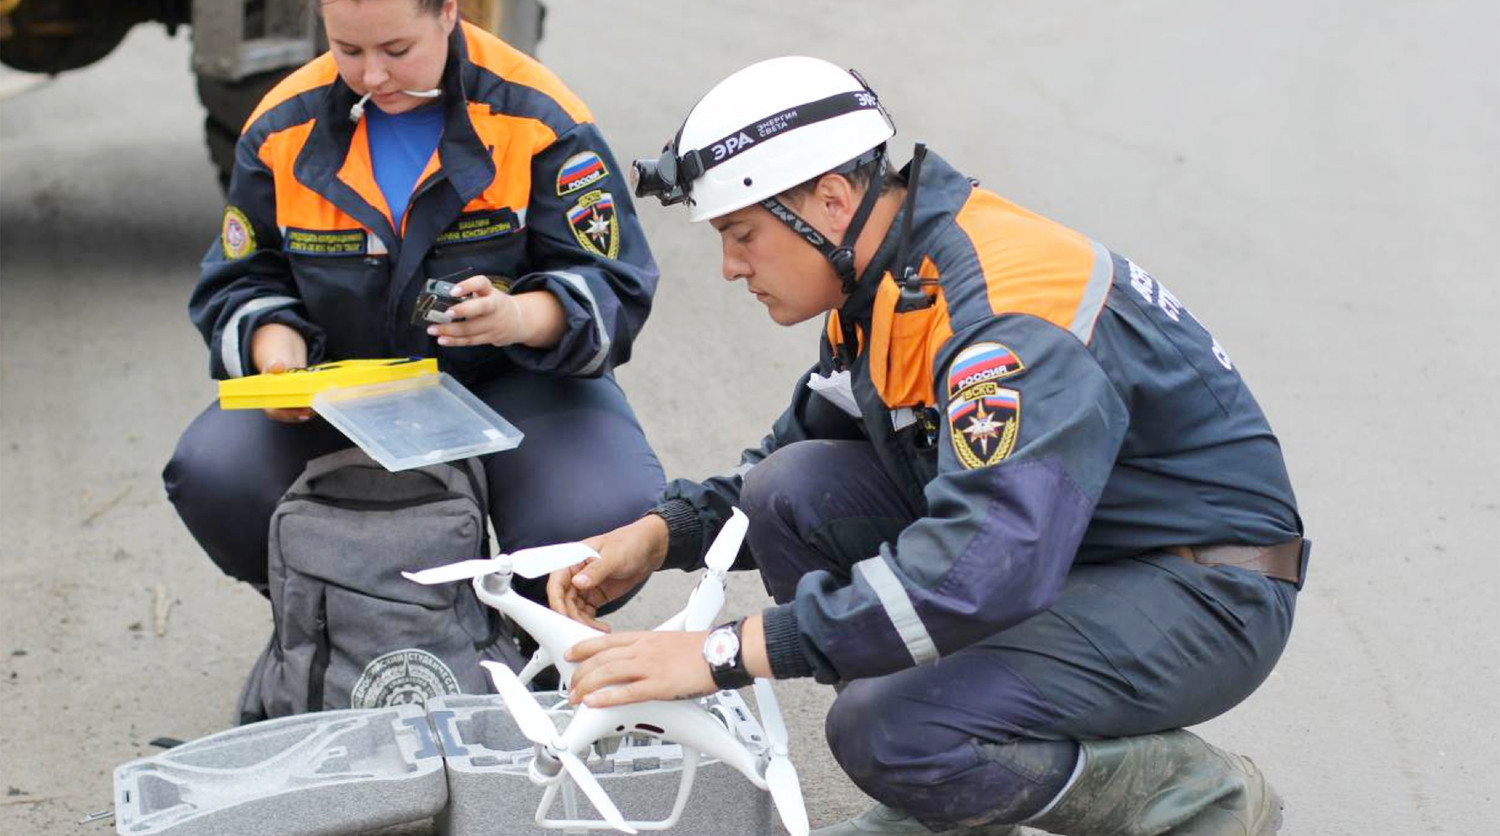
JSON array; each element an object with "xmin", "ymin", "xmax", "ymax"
[{"xmin": 868, "ymin": 269, "xmax": 948, "ymax": 410}]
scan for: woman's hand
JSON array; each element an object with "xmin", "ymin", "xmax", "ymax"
[
  {"xmin": 250, "ymin": 323, "xmax": 311, "ymax": 423},
  {"xmin": 428, "ymin": 277, "xmax": 565, "ymax": 348},
  {"xmin": 565, "ymin": 630, "xmax": 716, "ymax": 708},
  {"xmin": 548, "ymin": 515, "xmax": 670, "ymax": 631}
]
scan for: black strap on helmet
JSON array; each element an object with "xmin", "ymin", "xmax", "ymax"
[
  {"xmin": 679, "ymin": 90, "xmax": 887, "ymax": 183},
  {"xmin": 633, "ymin": 69, "xmax": 894, "ymax": 208},
  {"xmin": 761, "ymin": 147, "xmax": 889, "ymax": 293}
]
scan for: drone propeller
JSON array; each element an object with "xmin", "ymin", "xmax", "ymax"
[
  {"xmin": 753, "ymin": 678, "xmax": 809, "ymax": 836},
  {"xmin": 678, "ymin": 509, "xmax": 749, "ymax": 632},
  {"xmin": 481, "ymin": 662, "xmax": 635, "ymax": 834},
  {"xmin": 403, "ymin": 543, "xmax": 599, "ymax": 585}
]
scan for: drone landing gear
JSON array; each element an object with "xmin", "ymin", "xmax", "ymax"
[{"xmin": 433, "ymin": 692, "xmax": 777, "ymax": 835}]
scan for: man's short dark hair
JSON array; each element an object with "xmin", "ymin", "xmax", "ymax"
[{"xmin": 778, "ymin": 151, "xmax": 895, "ymax": 205}]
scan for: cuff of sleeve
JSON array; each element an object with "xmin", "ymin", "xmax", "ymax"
[
  {"xmin": 504, "ymin": 274, "xmax": 604, "ymax": 377},
  {"xmin": 256, "ymin": 308, "xmax": 326, "ymax": 367},
  {"xmin": 650, "ymin": 498, "xmax": 703, "ymax": 571},
  {"xmin": 762, "ymin": 604, "xmax": 814, "ymax": 680}
]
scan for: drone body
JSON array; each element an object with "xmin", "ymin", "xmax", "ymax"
[{"xmin": 403, "ymin": 509, "xmax": 809, "ymax": 836}]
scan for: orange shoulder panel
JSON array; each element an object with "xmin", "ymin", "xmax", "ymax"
[
  {"xmin": 244, "ymin": 53, "xmax": 339, "ymax": 131},
  {"xmin": 463, "ymin": 104, "xmax": 552, "ymax": 212},
  {"xmin": 256, "ymin": 121, "xmax": 362, "ymax": 233},
  {"xmin": 460, "ymin": 21, "xmax": 592, "ymax": 124},
  {"xmin": 952, "ymin": 190, "xmax": 1097, "ymax": 331}
]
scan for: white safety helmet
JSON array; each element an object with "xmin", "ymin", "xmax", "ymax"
[
  {"xmin": 631, "ymin": 56, "xmax": 897, "ymax": 289},
  {"xmin": 631, "ymin": 56, "xmax": 895, "ymax": 222}
]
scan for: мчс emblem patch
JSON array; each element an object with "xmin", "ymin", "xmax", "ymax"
[
  {"xmin": 221, "ymin": 206, "xmax": 255, "ymax": 260},
  {"xmin": 567, "ymin": 189, "xmax": 619, "ymax": 258},
  {"xmin": 556, "ymin": 151, "xmax": 609, "ymax": 196},
  {"xmin": 948, "ymin": 383, "xmax": 1020, "ymax": 469},
  {"xmin": 946, "ymin": 343, "xmax": 1025, "ymax": 469}
]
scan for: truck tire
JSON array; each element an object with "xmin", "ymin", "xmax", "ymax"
[
  {"xmin": 0, "ymin": 0, "xmax": 136, "ymax": 74},
  {"xmin": 196, "ymin": 68, "xmax": 293, "ymax": 192}
]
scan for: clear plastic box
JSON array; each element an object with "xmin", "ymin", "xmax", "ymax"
[{"xmin": 312, "ymin": 373, "xmax": 523, "ymax": 471}]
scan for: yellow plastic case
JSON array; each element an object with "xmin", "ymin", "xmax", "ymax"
[{"xmin": 217, "ymin": 358, "xmax": 439, "ymax": 410}]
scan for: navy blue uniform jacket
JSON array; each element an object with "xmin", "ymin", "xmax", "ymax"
[
  {"xmin": 191, "ymin": 21, "xmax": 657, "ymax": 384},
  {"xmin": 657, "ymin": 152, "xmax": 1302, "ymax": 684}
]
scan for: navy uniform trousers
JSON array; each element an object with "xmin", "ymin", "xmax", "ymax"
[
  {"xmin": 164, "ymin": 368, "xmax": 664, "ymax": 605},
  {"xmin": 739, "ymin": 440, "xmax": 1297, "ymax": 828}
]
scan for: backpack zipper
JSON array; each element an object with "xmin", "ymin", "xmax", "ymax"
[
  {"xmin": 282, "ymin": 491, "xmax": 471, "ymax": 513},
  {"xmin": 306, "ymin": 593, "xmax": 330, "ymax": 711}
]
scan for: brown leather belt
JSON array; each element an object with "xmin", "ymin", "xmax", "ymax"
[{"xmin": 1166, "ymin": 538, "xmax": 1305, "ymax": 585}]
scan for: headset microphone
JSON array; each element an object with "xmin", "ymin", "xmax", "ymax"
[
  {"xmin": 349, "ymin": 88, "xmax": 443, "ymax": 122},
  {"xmin": 349, "ymin": 92, "xmax": 373, "ymax": 122}
]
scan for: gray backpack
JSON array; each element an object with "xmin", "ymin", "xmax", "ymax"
[{"xmin": 237, "ymin": 448, "xmax": 524, "ymax": 724}]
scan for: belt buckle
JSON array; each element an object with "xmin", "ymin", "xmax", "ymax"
[{"xmin": 1295, "ymin": 538, "xmax": 1311, "ymax": 591}]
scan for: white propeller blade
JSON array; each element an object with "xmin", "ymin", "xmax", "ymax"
[
  {"xmin": 704, "ymin": 508, "xmax": 748, "ymax": 575},
  {"xmin": 508, "ymin": 543, "xmax": 599, "ymax": 578},
  {"xmin": 482, "ymin": 661, "xmax": 560, "ymax": 745},
  {"xmin": 480, "ymin": 662, "xmax": 635, "ymax": 834},
  {"xmin": 403, "ymin": 558, "xmax": 504, "ymax": 585},
  {"xmin": 753, "ymin": 678, "xmax": 809, "ymax": 836},
  {"xmin": 680, "ymin": 579, "xmax": 727, "ymax": 632},
  {"xmin": 402, "ymin": 543, "xmax": 598, "ymax": 586},
  {"xmin": 680, "ymin": 509, "xmax": 749, "ymax": 632},
  {"xmin": 652, "ymin": 609, "xmax": 688, "ymax": 632}
]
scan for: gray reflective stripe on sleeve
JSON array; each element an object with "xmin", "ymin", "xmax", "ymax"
[
  {"xmin": 222, "ymin": 295, "xmax": 298, "ymax": 378},
  {"xmin": 1068, "ymin": 240, "xmax": 1113, "ymax": 343},
  {"xmin": 854, "ymin": 556, "xmax": 940, "ymax": 665},
  {"xmin": 545, "ymin": 270, "xmax": 611, "ymax": 375}
]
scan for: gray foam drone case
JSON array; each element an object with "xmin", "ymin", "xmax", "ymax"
[{"xmin": 113, "ymin": 691, "xmax": 774, "ymax": 836}]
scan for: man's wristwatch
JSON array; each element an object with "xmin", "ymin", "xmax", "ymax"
[{"xmin": 703, "ymin": 619, "xmax": 754, "ymax": 691}]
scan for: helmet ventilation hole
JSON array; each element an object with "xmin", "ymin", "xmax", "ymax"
[{"xmin": 743, "ymin": 177, "xmax": 753, "ymax": 187}]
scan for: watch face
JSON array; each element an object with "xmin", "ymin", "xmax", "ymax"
[{"xmin": 703, "ymin": 626, "xmax": 740, "ymax": 667}]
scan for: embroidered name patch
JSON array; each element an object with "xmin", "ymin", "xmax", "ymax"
[
  {"xmin": 567, "ymin": 189, "xmax": 619, "ymax": 258},
  {"xmin": 434, "ymin": 208, "xmax": 522, "ymax": 246},
  {"xmin": 284, "ymin": 227, "xmax": 367, "ymax": 256},
  {"xmin": 947, "ymin": 343, "xmax": 1025, "ymax": 469},
  {"xmin": 556, "ymin": 151, "xmax": 609, "ymax": 196},
  {"xmin": 221, "ymin": 206, "xmax": 255, "ymax": 259}
]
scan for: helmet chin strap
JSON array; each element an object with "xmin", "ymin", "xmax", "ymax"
[{"xmin": 760, "ymin": 152, "xmax": 889, "ymax": 294}]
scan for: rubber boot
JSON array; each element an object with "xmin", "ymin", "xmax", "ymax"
[
  {"xmin": 810, "ymin": 803, "xmax": 1022, "ymax": 836},
  {"xmin": 1026, "ymin": 730, "xmax": 1283, "ymax": 836}
]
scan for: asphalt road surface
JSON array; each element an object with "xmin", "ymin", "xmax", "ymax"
[{"xmin": 2, "ymin": 2, "xmax": 1497, "ymax": 834}]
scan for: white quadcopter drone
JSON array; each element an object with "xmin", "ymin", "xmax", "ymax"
[{"xmin": 403, "ymin": 509, "xmax": 809, "ymax": 835}]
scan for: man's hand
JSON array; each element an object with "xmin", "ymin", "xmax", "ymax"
[
  {"xmin": 428, "ymin": 278, "xmax": 566, "ymax": 349},
  {"xmin": 250, "ymin": 323, "xmax": 311, "ymax": 423},
  {"xmin": 548, "ymin": 514, "xmax": 669, "ymax": 631},
  {"xmin": 565, "ymin": 630, "xmax": 715, "ymax": 707}
]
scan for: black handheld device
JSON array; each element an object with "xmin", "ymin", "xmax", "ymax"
[{"xmin": 411, "ymin": 267, "xmax": 476, "ymax": 325}]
